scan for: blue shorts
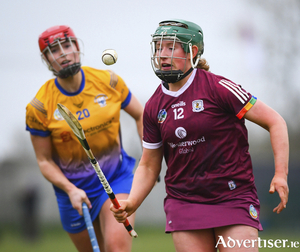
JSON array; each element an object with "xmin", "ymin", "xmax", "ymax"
[{"xmin": 56, "ymin": 156, "xmax": 134, "ymax": 233}]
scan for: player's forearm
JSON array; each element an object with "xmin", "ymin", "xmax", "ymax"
[
  {"xmin": 128, "ymin": 163, "xmax": 160, "ymax": 211},
  {"xmin": 38, "ymin": 159, "xmax": 76, "ymax": 194},
  {"xmin": 269, "ymin": 117, "xmax": 289, "ymax": 177}
]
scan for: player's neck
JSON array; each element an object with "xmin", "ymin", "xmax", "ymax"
[{"xmin": 57, "ymin": 70, "xmax": 82, "ymax": 93}]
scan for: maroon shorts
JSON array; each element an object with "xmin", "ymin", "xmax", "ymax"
[{"xmin": 164, "ymin": 189, "xmax": 263, "ymax": 233}]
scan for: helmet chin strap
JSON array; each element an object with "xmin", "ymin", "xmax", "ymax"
[
  {"xmin": 56, "ymin": 63, "xmax": 81, "ymax": 79},
  {"xmin": 156, "ymin": 67, "xmax": 193, "ymax": 84}
]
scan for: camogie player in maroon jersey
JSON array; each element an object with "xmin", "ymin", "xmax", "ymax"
[{"xmin": 111, "ymin": 19, "xmax": 289, "ymax": 252}]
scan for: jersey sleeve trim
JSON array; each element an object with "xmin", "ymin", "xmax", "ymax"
[
  {"xmin": 218, "ymin": 79, "xmax": 249, "ymax": 104},
  {"xmin": 142, "ymin": 140, "xmax": 163, "ymax": 149},
  {"xmin": 107, "ymin": 70, "xmax": 118, "ymax": 88},
  {"xmin": 26, "ymin": 125, "xmax": 51, "ymax": 137},
  {"xmin": 30, "ymin": 97, "xmax": 47, "ymax": 116},
  {"xmin": 236, "ymin": 96, "xmax": 257, "ymax": 119},
  {"xmin": 121, "ymin": 90, "xmax": 131, "ymax": 109}
]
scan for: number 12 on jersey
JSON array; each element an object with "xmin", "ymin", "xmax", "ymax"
[{"xmin": 173, "ymin": 108, "xmax": 184, "ymax": 120}]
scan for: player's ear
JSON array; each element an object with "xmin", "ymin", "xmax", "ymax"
[{"xmin": 192, "ymin": 45, "xmax": 199, "ymax": 59}]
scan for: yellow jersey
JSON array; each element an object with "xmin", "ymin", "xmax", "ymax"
[{"xmin": 26, "ymin": 66, "xmax": 133, "ymax": 197}]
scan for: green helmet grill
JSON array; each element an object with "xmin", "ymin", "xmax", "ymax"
[{"xmin": 151, "ymin": 19, "xmax": 204, "ymax": 83}]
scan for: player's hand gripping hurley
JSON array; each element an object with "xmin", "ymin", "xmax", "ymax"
[{"xmin": 57, "ymin": 103, "xmax": 138, "ymax": 238}]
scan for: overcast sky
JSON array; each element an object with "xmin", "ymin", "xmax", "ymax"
[{"xmin": 0, "ymin": 0, "xmax": 285, "ymax": 161}]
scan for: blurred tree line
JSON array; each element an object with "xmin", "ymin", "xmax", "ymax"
[
  {"xmin": 249, "ymin": 0, "xmax": 300, "ymax": 234},
  {"xmin": 250, "ymin": 0, "xmax": 300, "ymax": 150}
]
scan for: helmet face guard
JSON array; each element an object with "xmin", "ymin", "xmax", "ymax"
[
  {"xmin": 38, "ymin": 25, "xmax": 83, "ymax": 78},
  {"xmin": 151, "ymin": 20, "xmax": 204, "ymax": 83}
]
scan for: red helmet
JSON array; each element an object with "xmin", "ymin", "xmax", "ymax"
[
  {"xmin": 38, "ymin": 25, "xmax": 82, "ymax": 78},
  {"xmin": 38, "ymin": 25, "xmax": 79, "ymax": 53}
]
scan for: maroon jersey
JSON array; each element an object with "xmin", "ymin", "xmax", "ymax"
[{"xmin": 143, "ymin": 69, "xmax": 258, "ymax": 203}]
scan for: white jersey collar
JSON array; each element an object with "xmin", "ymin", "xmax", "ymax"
[{"xmin": 161, "ymin": 69, "xmax": 197, "ymax": 97}]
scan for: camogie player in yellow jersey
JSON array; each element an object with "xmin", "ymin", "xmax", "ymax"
[{"xmin": 26, "ymin": 25, "xmax": 143, "ymax": 252}]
